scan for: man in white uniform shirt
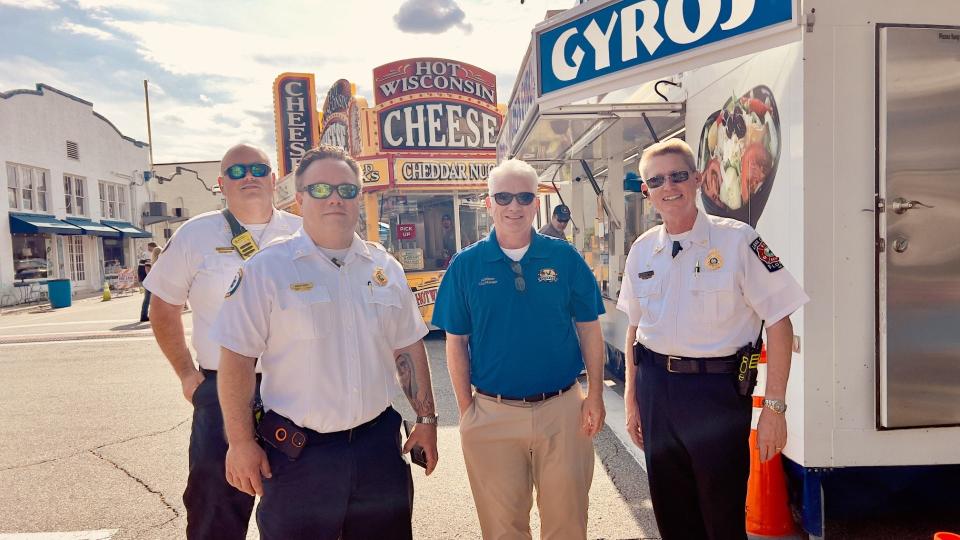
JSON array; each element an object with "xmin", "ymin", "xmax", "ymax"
[
  {"xmin": 145, "ymin": 143, "xmax": 301, "ymax": 540},
  {"xmin": 618, "ymin": 139, "xmax": 808, "ymax": 540},
  {"xmin": 212, "ymin": 144, "xmax": 438, "ymax": 540}
]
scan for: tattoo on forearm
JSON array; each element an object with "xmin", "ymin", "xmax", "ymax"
[{"xmin": 395, "ymin": 352, "xmax": 434, "ymax": 416}]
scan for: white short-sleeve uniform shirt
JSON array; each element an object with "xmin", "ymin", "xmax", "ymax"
[
  {"xmin": 143, "ymin": 208, "xmax": 301, "ymax": 370},
  {"xmin": 617, "ymin": 210, "xmax": 809, "ymax": 358},
  {"xmin": 211, "ymin": 229, "xmax": 429, "ymax": 433}
]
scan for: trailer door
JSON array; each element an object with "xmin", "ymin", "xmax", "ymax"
[{"xmin": 878, "ymin": 25, "xmax": 960, "ymax": 428}]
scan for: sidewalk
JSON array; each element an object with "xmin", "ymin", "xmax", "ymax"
[{"xmin": 0, "ymin": 287, "xmax": 133, "ymax": 317}]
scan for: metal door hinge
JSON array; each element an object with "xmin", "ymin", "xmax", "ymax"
[
  {"xmin": 876, "ymin": 197, "xmax": 885, "ymax": 213},
  {"xmin": 877, "ymin": 238, "xmax": 886, "ymax": 252},
  {"xmin": 805, "ymin": 9, "xmax": 816, "ymax": 32}
]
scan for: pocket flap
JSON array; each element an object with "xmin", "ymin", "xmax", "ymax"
[
  {"xmin": 633, "ymin": 278, "xmax": 661, "ymax": 298},
  {"xmin": 367, "ymin": 286, "xmax": 401, "ymax": 307},
  {"xmin": 691, "ymin": 272, "xmax": 735, "ymax": 293}
]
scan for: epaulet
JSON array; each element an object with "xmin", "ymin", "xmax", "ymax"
[
  {"xmin": 249, "ymin": 235, "xmax": 294, "ymax": 260},
  {"xmin": 365, "ymin": 241, "xmax": 387, "ymax": 252},
  {"xmin": 634, "ymin": 224, "xmax": 662, "ymax": 244}
]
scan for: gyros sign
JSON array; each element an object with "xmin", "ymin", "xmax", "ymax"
[{"xmin": 537, "ymin": 0, "xmax": 796, "ymax": 96}]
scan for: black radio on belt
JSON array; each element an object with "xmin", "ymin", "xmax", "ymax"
[
  {"xmin": 735, "ymin": 322, "xmax": 765, "ymax": 397},
  {"xmin": 256, "ymin": 410, "xmax": 307, "ymax": 460}
]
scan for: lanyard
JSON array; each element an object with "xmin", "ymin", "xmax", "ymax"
[{"xmin": 222, "ymin": 209, "xmax": 259, "ymax": 260}]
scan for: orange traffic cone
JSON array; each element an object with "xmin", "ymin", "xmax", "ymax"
[{"xmin": 745, "ymin": 347, "xmax": 797, "ymax": 537}]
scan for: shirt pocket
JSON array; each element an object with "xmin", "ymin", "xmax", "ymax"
[
  {"xmin": 632, "ymin": 277, "xmax": 664, "ymax": 326},
  {"xmin": 687, "ymin": 272, "xmax": 736, "ymax": 323},
  {"xmin": 365, "ymin": 285, "xmax": 403, "ymax": 340},
  {"xmin": 276, "ymin": 285, "xmax": 332, "ymax": 340},
  {"xmin": 199, "ymin": 254, "xmax": 239, "ymax": 298}
]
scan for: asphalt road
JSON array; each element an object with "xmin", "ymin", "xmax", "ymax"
[{"xmin": 0, "ymin": 295, "xmax": 660, "ymax": 539}]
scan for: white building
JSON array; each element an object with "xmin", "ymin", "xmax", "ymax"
[
  {"xmin": 1, "ymin": 83, "xmax": 152, "ymax": 304},
  {"xmin": 147, "ymin": 160, "xmax": 225, "ymax": 243}
]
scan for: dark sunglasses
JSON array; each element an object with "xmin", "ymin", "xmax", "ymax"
[
  {"xmin": 645, "ymin": 170, "xmax": 690, "ymax": 189},
  {"xmin": 509, "ymin": 261, "xmax": 525, "ymax": 293},
  {"xmin": 224, "ymin": 163, "xmax": 270, "ymax": 180},
  {"xmin": 493, "ymin": 192, "xmax": 536, "ymax": 206},
  {"xmin": 304, "ymin": 182, "xmax": 360, "ymax": 200}
]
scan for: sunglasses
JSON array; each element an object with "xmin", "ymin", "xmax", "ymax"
[
  {"xmin": 509, "ymin": 261, "xmax": 525, "ymax": 293},
  {"xmin": 224, "ymin": 163, "xmax": 271, "ymax": 180},
  {"xmin": 645, "ymin": 170, "xmax": 690, "ymax": 189},
  {"xmin": 304, "ymin": 182, "xmax": 360, "ymax": 200},
  {"xmin": 493, "ymin": 192, "xmax": 536, "ymax": 206}
]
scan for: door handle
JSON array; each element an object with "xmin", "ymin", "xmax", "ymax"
[{"xmin": 891, "ymin": 198, "xmax": 935, "ymax": 214}]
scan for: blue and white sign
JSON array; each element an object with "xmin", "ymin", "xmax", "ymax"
[{"xmin": 537, "ymin": 0, "xmax": 797, "ymax": 100}]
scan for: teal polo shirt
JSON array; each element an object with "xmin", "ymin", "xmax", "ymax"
[{"xmin": 432, "ymin": 228, "xmax": 605, "ymax": 396}]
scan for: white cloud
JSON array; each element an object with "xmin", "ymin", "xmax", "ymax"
[
  {"xmin": 57, "ymin": 20, "xmax": 116, "ymax": 41},
  {"xmin": 0, "ymin": 0, "xmax": 57, "ymax": 10}
]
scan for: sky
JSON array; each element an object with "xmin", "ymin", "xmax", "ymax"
[{"xmin": 0, "ymin": 0, "xmax": 573, "ymax": 163}]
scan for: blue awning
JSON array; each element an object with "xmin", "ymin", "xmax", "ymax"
[
  {"xmin": 101, "ymin": 220, "xmax": 152, "ymax": 238},
  {"xmin": 9, "ymin": 213, "xmax": 83, "ymax": 235},
  {"xmin": 63, "ymin": 217, "xmax": 121, "ymax": 238}
]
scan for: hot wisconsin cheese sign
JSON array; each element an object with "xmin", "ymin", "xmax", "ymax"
[{"xmin": 359, "ymin": 57, "xmax": 501, "ymax": 189}]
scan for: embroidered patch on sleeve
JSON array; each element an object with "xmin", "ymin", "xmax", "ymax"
[
  {"xmin": 225, "ymin": 268, "xmax": 243, "ymax": 298},
  {"xmin": 750, "ymin": 237, "xmax": 783, "ymax": 272}
]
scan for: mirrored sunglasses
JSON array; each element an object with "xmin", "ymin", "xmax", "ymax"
[
  {"xmin": 225, "ymin": 163, "xmax": 270, "ymax": 180},
  {"xmin": 305, "ymin": 182, "xmax": 360, "ymax": 200},
  {"xmin": 493, "ymin": 192, "xmax": 536, "ymax": 206},
  {"xmin": 509, "ymin": 261, "xmax": 525, "ymax": 293},
  {"xmin": 645, "ymin": 170, "xmax": 690, "ymax": 189}
]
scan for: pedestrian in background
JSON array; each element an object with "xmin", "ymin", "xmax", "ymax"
[
  {"xmin": 433, "ymin": 158, "xmax": 606, "ymax": 539},
  {"xmin": 138, "ymin": 241, "xmax": 157, "ymax": 322}
]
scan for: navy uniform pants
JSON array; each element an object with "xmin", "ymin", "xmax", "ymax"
[
  {"xmin": 183, "ymin": 371, "xmax": 260, "ymax": 540},
  {"xmin": 257, "ymin": 407, "xmax": 414, "ymax": 540},
  {"xmin": 635, "ymin": 351, "xmax": 753, "ymax": 540}
]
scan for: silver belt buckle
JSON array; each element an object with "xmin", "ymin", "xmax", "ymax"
[{"xmin": 666, "ymin": 356, "xmax": 682, "ymax": 373}]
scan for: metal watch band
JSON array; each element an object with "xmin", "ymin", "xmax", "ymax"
[
  {"xmin": 415, "ymin": 414, "xmax": 439, "ymax": 425},
  {"xmin": 763, "ymin": 399, "xmax": 787, "ymax": 414}
]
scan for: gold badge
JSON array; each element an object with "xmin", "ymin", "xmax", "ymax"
[
  {"xmin": 290, "ymin": 282, "xmax": 314, "ymax": 292},
  {"xmin": 706, "ymin": 248, "xmax": 723, "ymax": 270},
  {"xmin": 215, "ymin": 247, "xmax": 234, "ymax": 254},
  {"xmin": 373, "ymin": 267, "xmax": 388, "ymax": 286}
]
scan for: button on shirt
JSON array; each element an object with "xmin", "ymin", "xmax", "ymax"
[
  {"xmin": 211, "ymin": 230, "xmax": 429, "ymax": 433},
  {"xmin": 617, "ymin": 211, "xmax": 809, "ymax": 357},
  {"xmin": 144, "ymin": 209, "xmax": 301, "ymax": 371},
  {"xmin": 432, "ymin": 229, "xmax": 604, "ymax": 397}
]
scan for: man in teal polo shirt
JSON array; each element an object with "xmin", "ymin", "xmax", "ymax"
[{"xmin": 432, "ymin": 158, "xmax": 606, "ymax": 539}]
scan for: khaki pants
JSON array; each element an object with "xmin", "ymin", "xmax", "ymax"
[{"xmin": 459, "ymin": 385, "xmax": 594, "ymax": 540}]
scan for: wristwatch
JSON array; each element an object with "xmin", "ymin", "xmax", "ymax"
[
  {"xmin": 415, "ymin": 414, "xmax": 439, "ymax": 425},
  {"xmin": 763, "ymin": 399, "xmax": 787, "ymax": 414}
]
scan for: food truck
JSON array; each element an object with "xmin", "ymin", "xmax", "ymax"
[
  {"xmin": 498, "ymin": 0, "xmax": 960, "ymax": 535},
  {"xmin": 273, "ymin": 60, "xmax": 510, "ymax": 325}
]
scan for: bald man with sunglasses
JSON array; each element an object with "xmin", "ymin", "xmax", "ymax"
[
  {"xmin": 145, "ymin": 143, "xmax": 301, "ymax": 539},
  {"xmin": 432, "ymin": 158, "xmax": 606, "ymax": 539},
  {"xmin": 212, "ymin": 145, "xmax": 438, "ymax": 540}
]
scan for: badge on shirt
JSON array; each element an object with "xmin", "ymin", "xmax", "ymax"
[
  {"xmin": 373, "ymin": 267, "xmax": 388, "ymax": 286},
  {"xmin": 638, "ymin": 270, "xmax": 655, "ymax": 280},
  {"xmin": 706, "ymin": 248, "xmax": 724, "ymax": 270},
  {"xmin": 290, "ymin": 282, "xmax": 314, "ymax": 292},
  {"xmin": 479, "ymin": 277, "xmax": 498, "ymax": 286},
  {"xmin": 225, "ymin": 268, "xmax": 243, "ymax": 298},
  {"xmin": 215, "ymin": 247, "xmax": 235, "ymax": 254},
  {"xmin": 750, "ymin": 237, "xmax": 783, "ymax": 272},
  {"xmin": 538, "ymin": 268, "xmax": 558, "ymax": 283}
]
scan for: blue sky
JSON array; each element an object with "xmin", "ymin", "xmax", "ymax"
[{"xmin": 0, "ymin": 0, "xmax": 571, "ymax": 162}]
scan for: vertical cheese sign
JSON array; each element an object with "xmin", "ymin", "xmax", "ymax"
[
  {"xmin": 273, "ymin": 73, "xmax": 320, "ymax": 177},
  {"xmin": 370, "ymin": 58, "xmax": 501, "ymax": 187},
  {"xmin": 320, "ymin": 79, "xmax": 365, "ymax": 156}
]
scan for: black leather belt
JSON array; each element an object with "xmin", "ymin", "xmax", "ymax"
[
  {"xmin": 304, "ymin": 407, "xmax": 389, "ymax": 444},
  {"xmin": 475, "ymin": 382, "xmax": 577, "ymax": 403},
  {"xmin": 634, "ymin": 343, "xmax": 738, "ymax": 374}
]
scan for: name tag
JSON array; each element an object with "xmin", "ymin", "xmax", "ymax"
[
  {"xmin": 290, "ymin": 282, "xmax": 314, "ymax": 292},
  {"xmin": 215, "ymin": 247, "xmax": 235, "ymax": 254},
  {"xmin": 638, "ymin": 270, "xmax": 655, "ymax": 280}
]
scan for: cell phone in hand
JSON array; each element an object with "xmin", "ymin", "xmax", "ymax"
[{"xmin": 402, "ymin": 419, "xmax": 429, "ymax": 469}]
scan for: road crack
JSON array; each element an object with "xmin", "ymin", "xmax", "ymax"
[
  {"xmin": 0, "ymin": 418, "xmax": 189, "ymax": 472},
  {"xmin": 89, "ymin": 448, "xmax": 179, "ymax": 519}
]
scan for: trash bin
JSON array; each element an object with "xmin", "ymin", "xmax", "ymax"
[{"xmin": 47, "ymin": 278, "xmax": 72, "ymax": 309}]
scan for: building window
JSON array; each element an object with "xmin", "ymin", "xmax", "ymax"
[
  {"xmin": 6, "ymin": 163, "xmax": 50, "ymax": 212},
  {"xmin": 98, "ymin": 180, "xmax": 128, "ymax": 220},
  {"xmin": 64, "ymin": 174, "xmax": 87, "ymax": 216},
  {"xmin": 66, "ymin": 235, "xmax": 86, "ymax": 282},
  {"xmin": 12, "ymin": 234, "xmax": 53, "ymax": 281}
]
